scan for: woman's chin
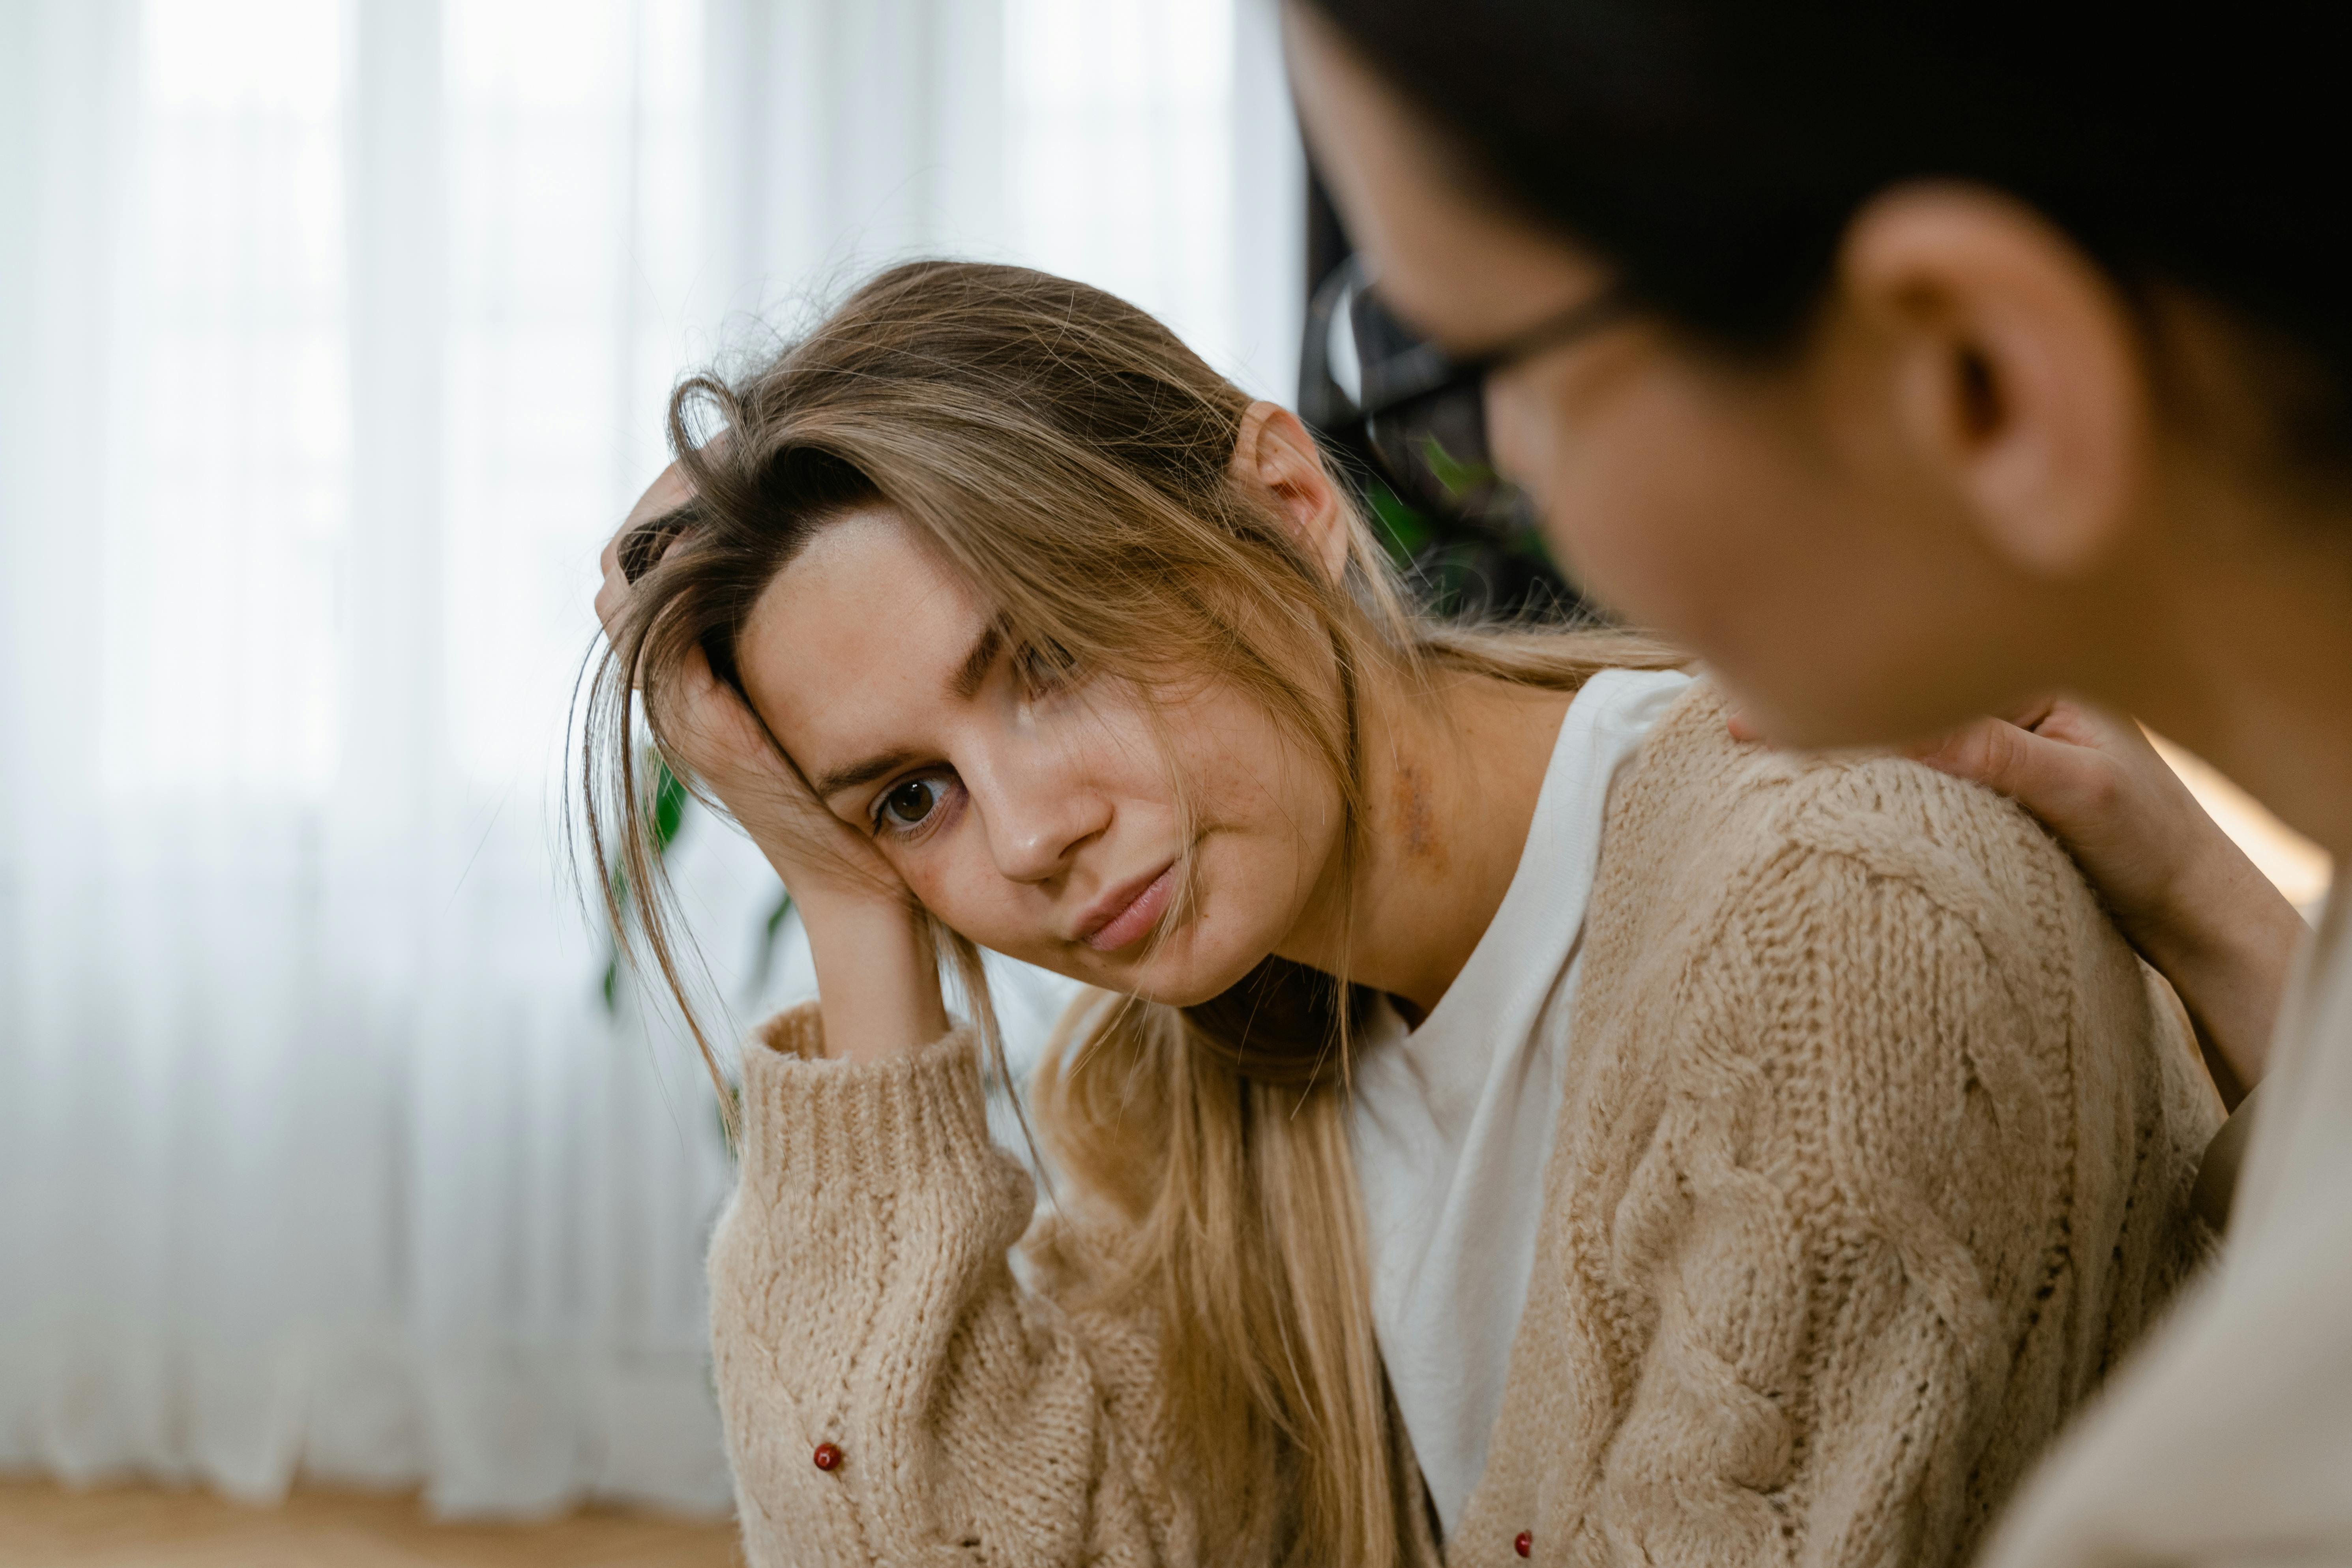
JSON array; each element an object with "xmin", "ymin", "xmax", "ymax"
[
  {"xmin": 1091, "ymin": 933, "xmax": 1269, "ymax": 1011},
  {"xmin": 985, "ymin": 907, "xmax": 1279, "ymax": 1010}
]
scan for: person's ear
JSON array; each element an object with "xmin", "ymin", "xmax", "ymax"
[
  {"xmin": 1231, "ymin": 401, "xmax": 1350, "ymax": 582},
  {"xmin": 1842, "ymin": 185, "xmax": 2152, "ymax": 579}
]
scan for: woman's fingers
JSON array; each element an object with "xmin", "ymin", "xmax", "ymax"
[
  {"xmin": 1730, "ymin": 696, "xmax": 2301, "ymax": 1098},
  {"xmin": 1909, "ymin": 711, "xmax": 2130, "ymax": 837},
  {"xmin": 592, "ymin": 461, "xmax": 914, "ymax": 917},
  {"xmin": 672, "ymin": 648, "xmax": 776, "ymax": 779},
  {"xmin": 599, "ymin": 463, "xmax": 696, "ymax": 630},
  {"xmin": 1906, "ymin": 702, "xmax": 2200, "ymax": 928},
  {"xmin": 594, "ymin": 562, "xmax": 631, "ymax": 644},
  {"xmin": 1908, "ymin": 697, "xmax": 2301, "ymax": 1099}
]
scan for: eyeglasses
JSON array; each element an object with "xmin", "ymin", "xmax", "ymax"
[{"xmin": 1302, "ymin": 258, "xmax": 1630, "ymax": 532}]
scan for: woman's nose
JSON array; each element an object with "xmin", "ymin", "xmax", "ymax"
[{"xmin": 968, "ymin": 743, "xmax": 1107, "ymax": 885}]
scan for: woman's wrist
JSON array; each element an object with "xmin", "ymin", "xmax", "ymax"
[
  {"xmin": 719, "ymin": 782, "xmax": 952, "ymax": 1065},
  {"xmin": 795, "ymin": 891, "xmax": 951, "ymax": 1066},
  {"xmin": 2135, "ymin": 837, "xmax": 2306, "ymax": 1104}
]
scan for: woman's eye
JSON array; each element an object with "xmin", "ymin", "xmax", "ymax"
[{"xmin": 879, "ymin": 777, "xmax": 943, "ymax": 830}]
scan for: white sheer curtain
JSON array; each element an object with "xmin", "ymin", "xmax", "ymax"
[{"xmin": 0, "ymin": 0, "xmax": 1301, "ymax": 1518}]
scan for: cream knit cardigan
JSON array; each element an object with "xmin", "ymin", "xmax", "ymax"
[{"xmin": 707, "ymin": 686, "xmax": 2221, "ymax": 1568}]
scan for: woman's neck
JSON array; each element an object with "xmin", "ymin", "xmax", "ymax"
[
  {"xmin": 2103, "ymin": 478, "xmax": 2352, "ymax": 868},
  {"xmin": 1273, "ymin": 666, "xmax": 1577, "ymax": 1019}
]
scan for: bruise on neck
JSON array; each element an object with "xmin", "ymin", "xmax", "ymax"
[{"xmin": 1390, "ymin": 757, "xmax": 1449, "ymax": 874}]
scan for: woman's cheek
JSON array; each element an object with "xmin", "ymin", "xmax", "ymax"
[
  {"xmin": 1491, "ymin": 362, "xmax": 1665, "ymax": 618},
  {"xmin": 891, "ymin": 849, "xmax": 989, "ymax": 943},
  {"xmin": 897, "ymin": 851, "xmax": 1068, "ymax": 974},
  {"xmin": 1500, "ymin": 384, "xmax": 1742, "ymax": 648},
  {"xmin": 1542, "ymin": 362, "xmax": 1841, "ymax": 691}
]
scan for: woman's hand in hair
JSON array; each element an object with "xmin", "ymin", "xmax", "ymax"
[
  {"xmin": 595, "ymin": 474, "xmax": 807, "ymax": 855},
  {"xmin": 597, "ymin": 471, "xmax": 949, "ymax": 1064},
  {"xmin": 1905, "ymin": 700, "xmax": 2302, "ymax": 1107}
]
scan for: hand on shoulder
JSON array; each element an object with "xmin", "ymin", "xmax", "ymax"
[{"xmin": 1734, "ymin": 697, "xmax": 2305, "ymax": 1106}]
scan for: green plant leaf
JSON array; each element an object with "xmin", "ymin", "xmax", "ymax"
[
  {"xmin": 652, "ymin": 761, "xmax": 688, "ymax": 849},
  {"xmin": 1415, "ymin": 430, "xmax": 1498, "ymax": 496},
  {"xmin": 1366, "ymin": 478, "xmax": 1433, "ymax": 566}
]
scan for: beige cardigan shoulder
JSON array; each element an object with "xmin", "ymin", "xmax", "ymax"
[{"xmin": 706, "ymin": 684, "xmax": 2220, "ymax": 1568}]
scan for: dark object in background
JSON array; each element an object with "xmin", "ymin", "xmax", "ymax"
[{"xmin": 1298, "ymin": 250, "xmax": 1594, "ymax": 624}]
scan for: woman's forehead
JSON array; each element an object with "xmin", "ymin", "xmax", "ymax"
[
  {"xmin": 758, "ymin": 508, "xmax": 981, "ymax": 641},
  {"xmin": 770, "ymin": 505, "xmax": 970, "ymax": 616},
  {"xmin": 741, "ymin": 510, "xmax": 994, "ymax": 752}
]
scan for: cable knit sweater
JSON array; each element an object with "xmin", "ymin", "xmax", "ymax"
[{"xmin": 706, "ymin": 684, "xmax": 2221, "ymax": 1568}]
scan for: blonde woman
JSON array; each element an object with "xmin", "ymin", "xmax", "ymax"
[{"xmin": 586, "ymin": 262, "xmax": 2219, "ymax": 1568}]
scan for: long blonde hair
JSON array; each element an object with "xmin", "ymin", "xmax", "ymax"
[{"xmin": 582, "ymin": 260, "xmax": 1677, "ymax": 1565}]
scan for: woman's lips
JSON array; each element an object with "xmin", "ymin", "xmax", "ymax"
[{"xmin": 1082, "ymin": 863, "xmax": 1178, "ymax": 953}]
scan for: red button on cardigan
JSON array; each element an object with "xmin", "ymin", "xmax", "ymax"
[
  {"xmin": 1515, "ymin": 1530, "xmax": 1532, "ymax": 1557},
  {"xmin": 813, "ymin": 1442, "xmax": 843, "ymax": 1472}
]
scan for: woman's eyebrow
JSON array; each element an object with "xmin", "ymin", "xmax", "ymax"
[
  {"xmin": 815, "ymin": 618, "xmax": 1005, "ymax": 801},
  {"xmin": 815, "ymin": 749, "xmax": 918, "ymax": 800},
  {"xmin": 949, "ymin": 616, "xmax": 1007, "ymax": 701}
]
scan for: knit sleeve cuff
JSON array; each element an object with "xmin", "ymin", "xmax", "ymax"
[{"xmin": 732, "ymin": 1001, "xmax": 1010, "ymax": 1210}]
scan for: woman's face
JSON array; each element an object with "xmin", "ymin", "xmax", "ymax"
[
  {"xmin": 737, "ymin": 506, "xmax": 1345, "ymax": 1006},
  {"xmin": 1283, "ymin": 6, "xmax": 2106, "ymax": 748}
]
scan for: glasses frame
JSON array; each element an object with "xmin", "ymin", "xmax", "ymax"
[
  {"xmin": 1301, "ymin": 258, "xmax": 1633, "ymax": 535},
  {"xmin": 1352, "ymin": 287, "xmax": 1633, "ymax": 431},
  {"xmin": 1295, "ymin": 259, "xmax": 1632, "ymax": 620}
]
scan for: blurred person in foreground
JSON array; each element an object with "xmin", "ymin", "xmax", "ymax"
[{"xmin": 1284, "ymin": 3, "xmax": 2343, "ymax": 1564}]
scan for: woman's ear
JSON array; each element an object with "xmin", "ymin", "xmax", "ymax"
[
  {"xmin": 1842, "ymin": 184, "xmax": 2153, "ymax": 579},
  {"xmin": 1232, "ymin": 400, "xmax": 1351, "ymax": 582}
]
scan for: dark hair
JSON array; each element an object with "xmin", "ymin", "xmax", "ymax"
[{"xmin": 1306, "ymin": 1, "xmax": 2352, "ymax": 464}]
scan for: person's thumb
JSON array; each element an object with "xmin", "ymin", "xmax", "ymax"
[{"xmin": 1908, "ymin": 716, "xmax": 2112, "ymax": 829}]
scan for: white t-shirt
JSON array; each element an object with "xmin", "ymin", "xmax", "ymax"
[
  {"xmin": 1346, "ymin": 667, "xmax": 1691, "ymax": 1538},
  {"xmin": 1981, "ymin": 885, "xmax": 2352, "ymax": 1568}
]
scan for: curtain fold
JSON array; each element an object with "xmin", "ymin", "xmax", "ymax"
[{"xmin": 0, "ymin": 0, "xmax": 1294, "ymax": 1518}]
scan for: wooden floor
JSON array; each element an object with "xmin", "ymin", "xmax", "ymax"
[{"xmin": 0, "ymin": 1479, "xmax": 741, "ymax": 1568}]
